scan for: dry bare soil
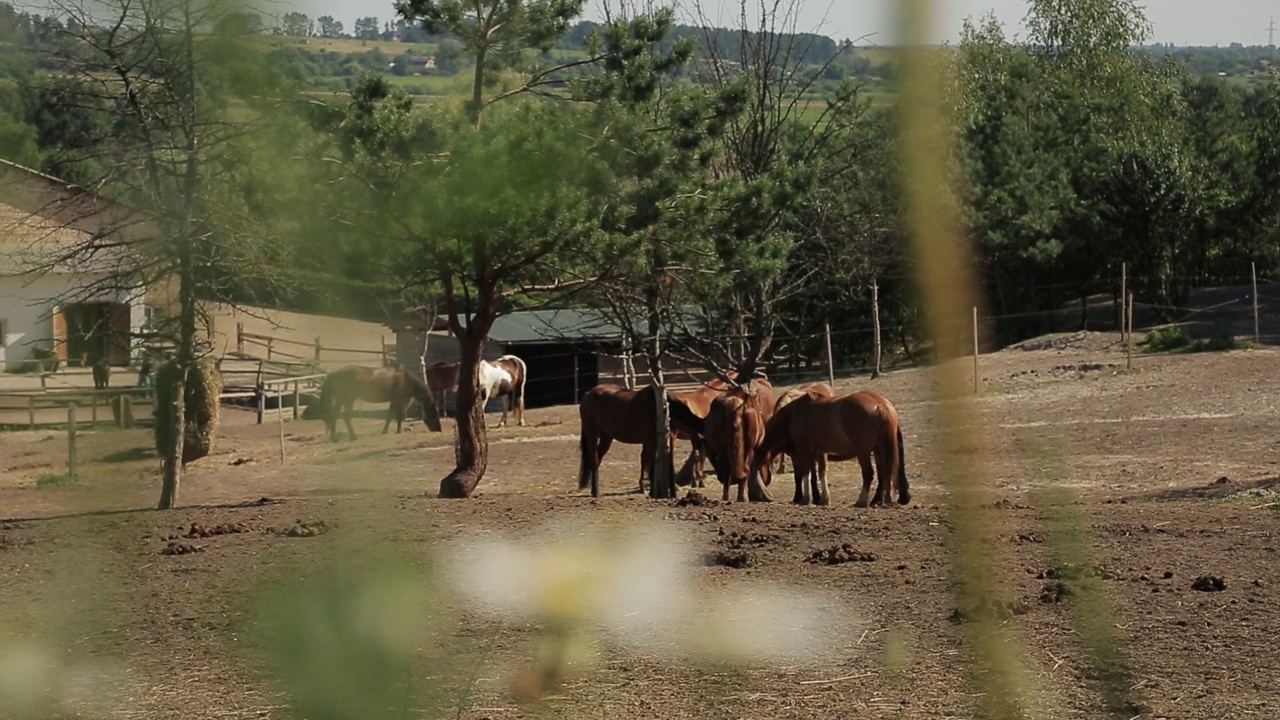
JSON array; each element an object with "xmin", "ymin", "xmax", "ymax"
[{"xmin": 2, "ymin": 333, "xmax": 1279, "ymax": 720}]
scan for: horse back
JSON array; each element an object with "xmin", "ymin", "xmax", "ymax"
[{"xmin": 580, "ymin": 384, "xmax": 655, "ymax": 444}]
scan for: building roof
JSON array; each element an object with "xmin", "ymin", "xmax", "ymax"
[
  {"xmin": 486, "ymin": 308, "xmax": 628, "ymax": 344},
  {"xmin": 0, "ymin": 159, "xmax": 135, "ymax": 276}
]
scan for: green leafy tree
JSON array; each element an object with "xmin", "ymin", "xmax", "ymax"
[{"xmin": 392, "ymin": 0, "xmax": 586, "ymax": 124}]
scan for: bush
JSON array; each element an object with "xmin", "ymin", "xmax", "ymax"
[
  {"xmin": 1142, "ymin": 326, "xmax": 1239, "ymax": 354},
  {"xmin": 154, "ymin": 357, "xmax": 222, "ymax": 465},
  {"xmin": 1141, "ymin": 326, "xmax": 1192, "ymax": 352}
]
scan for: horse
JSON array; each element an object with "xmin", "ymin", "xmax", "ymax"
[
  {"xmin": 702, "ymin": 378, "xmax": 776, "ymax": 502},
  {"xmin": 752, "ymin": 389, "xmax": 910, "ymax": 508},
  {"xmin": 424, "ymin": 361, "xmax": 460, "ymax": 418},
  {"xmin": 577, "ymin": 383, "xmax": 705, "ymax": 498},
  {"xmin": 670, "ymin": 368, "xmax": 771, "ymax": 487},
  {"xmin": 770, "ymin": 382, "xmax": 835, "ymax": 474},
  {"xmin": 316, "ymin": 365, "xmax": 433, "ymax": 442},
  {"xmin": 88, "ymin": 355, "xmax": 110, "ymax": 390},
  {"xmin": 478, "ymin": 355, "xmax": 527, "ymax": 427}
]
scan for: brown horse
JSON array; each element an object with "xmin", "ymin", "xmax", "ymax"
[
  {"xmin": 425, "ymin": 361, "xmax": 460, "ymax": 418},
  {"xmin": 89, "ymin": 356, "xmax": 111, "ymax": 390},
  {"xmin": 703, "ymin": 379, "xmax": 776, "ymax": 502},
  {"xmin": 752, "ymin": 389, "xmax": 910, "ymax": 507},
  {"xmin": 670, "ymin": 369, "xmax": 772, "ymax": 486},
  {"xmin": 317, "ymin": 365, "xmax": 433, "ymax": 442},
  {"xmin": 577, "ymin": 384, "xmax": 704, "ymax": 497},
  {"xmin": 771, "ymin": 382, "xmax": 835, "ymax": 474}
]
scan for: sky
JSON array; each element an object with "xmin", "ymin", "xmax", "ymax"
[{"xmin": 272, "ymin": 0, "xmax": 1280, "ymax": 47}]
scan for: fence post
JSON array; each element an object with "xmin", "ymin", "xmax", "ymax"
[
  {"xmin": 824, "ymin": 323, "xmax": 835, "ymax": 387},
  {"xmin": 871, "ymin": 278, "xmax": 882, "ymax": 379},
  {"xmin": 1120, "ymin": 262, "xmax": 1127, "ymax": 343},
  {"xmin": 266, "ymin": 337, "xmax": 274, "ymax": 361},
  {"xmin": 314, "ymin": 337, "xmax": 322, "ymax": 362},
  {"xmin": 278, "ymin": 388, "xmax": 286, "ymax": 464},
  {"xmin": 67, "ymin": 403, "xmax": 77, "ymax": 477},
  {"xmin": 236, "ymin": 322, "xmax": 244, "ymax": 354},
  {"xmin": 28, "ymin": 395, "xmax": 35, "ymax": 430},
  {"xmin": 972, "ymin": 306, "xmax": 979, "ymax": 395},
  {"xmin": 91, "ymin": 391, "xmax": 98, "ymax": 425},
  {"xmin": 293, "ymin": 380, "xmax": 300, "ymax": 420},
  {"xmin": 1126, "ymin": 293, "xmax": 1134, "ymax": 370},
  {"xmin": 1253, "ymin": 261, "xmax": 1260, "ymax": 344}
]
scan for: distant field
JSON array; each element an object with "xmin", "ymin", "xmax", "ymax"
[
  {"xmin": 258, "ymin": 36, "xmax": 438, "ymax": 56},
  {"xmin": 383, "ymin": 74, "xmax": 460, "ymax": 94}
]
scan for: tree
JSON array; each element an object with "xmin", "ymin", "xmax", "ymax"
[
  {"xmin": 282, "ymin": 11, "xmax": 309, "ymax": 37},
  {"xmin": 354, "ymin": 16, "xmax": 380, "ymax": 40},
  {"xmin": 305, "ymin": 76, "xmax": 609, "ymax": 497},
  {"xmin": 317, "ymin": 15, "xmax": 343, "ymax": 38},
  {"xmin": 682, "ymin": 0, "xmax": 875, "ymax": 377},
  {"xmin": 392, "ymin": 0, "xmax": 586, "ymax": 125},
  {"xmin": 31, "ymin": 0, "xmax": 299, "ymax": 508}
]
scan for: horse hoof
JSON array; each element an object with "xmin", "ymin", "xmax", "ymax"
[
  {"xmin": 792, "ymin": 496, "xmax": 810, "ymax": 506},
  {"xmin": 854, "ymin": 498, "xmax": 870, "ymax": 508}
]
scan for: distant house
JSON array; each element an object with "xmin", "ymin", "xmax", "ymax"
[
  {"xmin": 388, "ymin": 307, "xmax": 707, "ymax": 410},
  {"xmin": 0, "ymin": 160, "xmax": 152, "ymax": 371}
]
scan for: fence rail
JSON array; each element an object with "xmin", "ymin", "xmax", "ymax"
[{"xmin": 235, "ymin": 323, "xmax": 393, "ymax": 366}]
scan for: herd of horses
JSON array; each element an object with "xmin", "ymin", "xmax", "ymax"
[{"xmin": 315, "ymin": 359, "xmax": 910, "ymax": 508}]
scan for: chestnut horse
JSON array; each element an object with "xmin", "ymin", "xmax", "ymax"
[
  {"xmin": 670, "ymin": 369, "xmax": 772, "ymax": 487},
  {"xmin": 317, "ymin": 365, "xmax": 433, "ymax": 442},
  {"xmin": 577, "ymin": 384, "xmax": 704, "ymax": 498},
  {"xmin": 424, "ymin": 361, "xmax": 460, "ymax": 418},
  {"xmin": 703, "ymin": 378, "xmax": 776, "ymax": 502},
  {"xmin": 770, "ymin": 382, "xmax": 835, "ymax": 474},
  {"xmin": 752, "ymin": 389, "xmax": 910, "ymax": 507}
]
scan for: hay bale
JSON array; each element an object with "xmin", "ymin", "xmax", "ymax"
[{"xmin": 154, "ymin": 357, "xmax": 222, "ymax": 465}]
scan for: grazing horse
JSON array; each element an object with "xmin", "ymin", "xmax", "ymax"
[
  {"xmin": 317, "ymin": 365, "xmax": 433, "ymax": 442},
  {"xmin": 703, "ymin": 378, "xmax": 776, "ymax": 502},
  {"xmin": 424, "ymin": 361, "xmax": 460, "ymax": 418},
  {"xmin": 752, "ymin": 389, "xmax": 910, "ymax": 507},
  {"xmin": 478, "ymin": 355, "xmax": 527, "ymax": 427},
  {"xmin": 770, "ymin": 382, "xmax": 835, "ymax": 474},
  {"xmin": 577, "ymin": 384, "xmax": 704, "ymax": 498},
  {"xmin": 670, "ymin": 369, "xmax": 772, "ymax": 487}
]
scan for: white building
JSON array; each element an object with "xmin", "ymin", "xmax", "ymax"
[{"xmin": 0, "ymin": 160, "xmax": 149, "ymax": 371}]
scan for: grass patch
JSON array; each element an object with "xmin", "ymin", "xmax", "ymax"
[
  {"xmin": 36, "ymin": 472, "xmax": 77, "ymax": 487},
  {"xmin": 1140, "ymin": 326, "xmax": 1240, "ymax": 353}
]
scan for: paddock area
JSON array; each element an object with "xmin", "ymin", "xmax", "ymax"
[{"xmin": 0, "ymin": 332, "xmax": 1276, "ymax": 719}]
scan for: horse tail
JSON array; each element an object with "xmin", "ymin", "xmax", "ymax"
[
  {"xmin": 317, "ymin": 373, "xmax": 335, "ymax": 428},
  {"xmin": 731, "ymin": 405, "xmax": 749, "ymax": 484},
  {"xmin": 896, "ymin": 424, "xmax": 911, "ymax": 505},
  {"xmin": 577, "ymin": 397, "xmax": 594, "ymax": 491}
]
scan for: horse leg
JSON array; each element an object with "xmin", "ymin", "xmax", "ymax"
[
  {"xmin": 855, "ymin": 454, "xmax": 874, "ymax": 508},
  {"xmin": 343, "ymin": 400, "xmax": 357, "ymax": 441},
  {"xmin": 872, "ymin": 445, "xmax": 893, "ymax": 507},
  {"xmin": 639, "ymin": 440, "xmax": 654, "ymax": 494},
  {"xmin": 793, "ymin": 456, "xmax": 810, "ymax": 505},
  {"xmin": 814, "ymin": 454, "xmax": 832, "ymax": 507},
  {"xmin": 382, "ymin": 401, "xmax": 395, "ymax": 434},
  {"xmin": 499, "ymin": 395, "xmax": 509, "ymax": 428},
  {"xmin": 594, "ymin": 436, "xmax": 613, "ymax": 497}
]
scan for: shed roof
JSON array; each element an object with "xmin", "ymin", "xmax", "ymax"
[{"xmin": 485, "ymin": 308, "xmax": 627, "ymax": 344}]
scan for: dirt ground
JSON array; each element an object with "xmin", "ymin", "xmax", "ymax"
[{"xmin": 2, "ymin": 332, "xmax": 1279, "ymax": 719}]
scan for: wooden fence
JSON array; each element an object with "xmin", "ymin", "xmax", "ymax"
[
  {"xmin": 0, "ymin": 386, "xmax": 156, "ymax": 430},
  {"xmin": 235, "ymin": 322, "xmax": 393, "ymax": 366}
]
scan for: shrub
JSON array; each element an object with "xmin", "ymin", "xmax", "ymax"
[
  {"xmin": 1140, "ymin": 326, "xmax": 1192, "ymax": 352},
  {"xmin": 154, "ymin": 357, "xmax": 222, "ymax": 465}
]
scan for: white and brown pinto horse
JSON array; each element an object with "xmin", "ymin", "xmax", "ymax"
[{"xmin": 478, "ymin": 355, "xmax": 528, "ymax": 427}]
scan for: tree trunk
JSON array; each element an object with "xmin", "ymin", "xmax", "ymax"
[
  {"xmin": 439, "ymin": 338, "xmax": 487, "ymax": 498},
  {"xmin": 157, "ymin": 369, "xmax": 186, "ymax": 509},
  {"xmin": 416, "ymin": 328, "xmax": 442, "ymax": 432}
]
